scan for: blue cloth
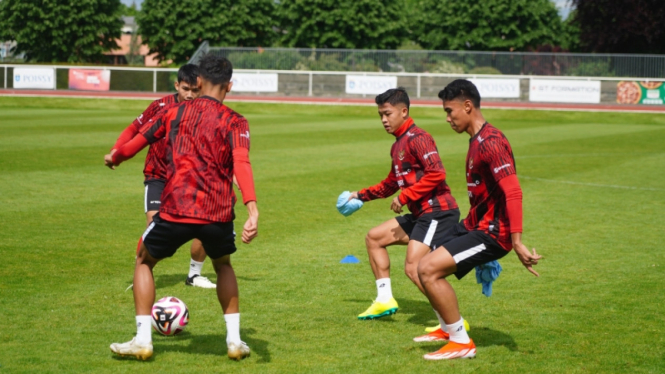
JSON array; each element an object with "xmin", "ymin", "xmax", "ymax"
[
  {"xmin": 475, "ymin": 260, "xmax": 502, "ymax": 297},
  {"xmin": 336, "ymin": 191, "xmax": 364, "ymax": 216}
]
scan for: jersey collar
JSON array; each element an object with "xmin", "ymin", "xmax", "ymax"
[
  {"xmin": 469, "ymin": 122, "xmax": 489, "ymax": 143},
  {"xmin": 393, "ymin": 117, "xmax": 414, "ymax": 138},
  {"xmin": 201, "ymin": 95, "xmax": 221, "ymax": 103}
]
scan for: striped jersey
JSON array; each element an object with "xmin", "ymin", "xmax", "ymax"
[
  {"xmin": 358, "ymin": 118, "xmax": 458, "ymax": 217},
  {"xmin": 464, "ymin": 123, "xmax": 517, "ymax": 250},
  {"xmin": 131, "ymin": 93, "xmax": 177, "ymax": 181},
  {"xmin": 140, "ymin": 96, "xmax": 250, "ymax": 223}
]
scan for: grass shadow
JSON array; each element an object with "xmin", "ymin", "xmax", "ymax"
[
  {"xmin": 347, "ymin": 298, "xmax": 518, "ymax": 352},
  {"xmin": 415, "ymin": 326, "xmax": 518, "ymax": 353},
  {"xmin": 154, "ymin": 328, "xmax": 271, "ymax": 363}
]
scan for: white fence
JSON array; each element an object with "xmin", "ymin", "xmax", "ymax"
[{"xmin": 2, "ymin": 64, "xmax": 665, "ymax": 105}]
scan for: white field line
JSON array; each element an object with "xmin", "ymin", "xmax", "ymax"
[{"xmin": 521, "ymin": 175, "xmax": 664, "ymax": 191}]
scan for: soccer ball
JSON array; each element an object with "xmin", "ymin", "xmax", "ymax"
[{"xmin": 151, "ymin": 296, "xmax": 189, "ymax": 336}]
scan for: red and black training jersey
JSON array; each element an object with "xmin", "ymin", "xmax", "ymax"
[
  {"xmin": 112, "ymin": 93, "xmax": 178, "ymax": 181},
  {"xmin": 140, "ymin": 96, "xmax": 251, "ymax": 223},
  {"xmin": 358, "ymin": 118, "xmax": 458, "ymax": 217},
  {"xmin": 464, "ymin": 123, "xmax": 517, "ymax": 250}
]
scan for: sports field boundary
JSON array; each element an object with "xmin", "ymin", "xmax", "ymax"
[{"xmin": 2, "ymin": 89, "xmax": 665, "ymax": 113}]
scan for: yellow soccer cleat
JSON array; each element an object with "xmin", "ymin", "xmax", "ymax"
[
  {"xmin": 357, "ymin": 298, "xmax": 399, "ymax": 320},
  {"xmin": 425, "ymin": 319, "xmax": 470, "ymax": 333}
]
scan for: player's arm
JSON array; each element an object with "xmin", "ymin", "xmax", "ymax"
[
  {"xmin": 106, "ymin": 113, "xmax": 168, "ymax": 169},
  {"xmin": 497, "ymin": 175, "xmax": 541, "ymax": 277},
  {"xmin": 230, "ymin": 118, "xmax": 258, "ymax": 244},
  {"xmin": 353, "ymin": 163, "xmax": 400, "ymax": 202},
  {"xmin": 110, "ymin": 100, "xmax": 160, "ymax": 152},
  {"xmin": 395, "ymin": 136, "xmax": 446, "ymax": 209},
  {"xmin": 486, "ymin": 139, "xmax": 542, "ymax": 276}
]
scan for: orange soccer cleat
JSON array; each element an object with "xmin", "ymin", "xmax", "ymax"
[
  {"xmin": 423, "ymin": 340, "xmax": 476, "ymax": 360},
  {"xmin": 413, "ymin": 328, "xmax": 450, "ymax": 342}
]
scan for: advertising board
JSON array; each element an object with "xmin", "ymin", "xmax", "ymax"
[
  {"xmin": 469, "ymin": 79, "xmax": 521, "ymax": 98},
  {"xmin": 231, "ymin": 73, "xmax": 279, "ymax": 92},
  {"xmin": 13, "ymin": 68, "xmax": 55, "ymax": 89},
  {"xmin": 529, "ymin": 79, "xmax": 601, "ymax": 103},
  {"xmin": 69, "ymin": 69, "xmax": 110, "ymax": 91},
  {"xmin": 346, "ymin": 75, "xmax": 397, "ymax": 95},
  {"xmin": 616, "ymin": 81, "xmax": 665, "ymax": 105}
]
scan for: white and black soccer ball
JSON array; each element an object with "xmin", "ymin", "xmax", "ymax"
[{"xmin": 151, "ymin": 296, "xmax": 189, "ymax": 336}]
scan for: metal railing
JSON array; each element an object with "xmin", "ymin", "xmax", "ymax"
[
  {"xmin": 2, "ymin": 64, "xmax": 664, "ymax": 105},
  {"xmin": 191, "ymin": 46, "xmax": 665, "ymax": 79}
]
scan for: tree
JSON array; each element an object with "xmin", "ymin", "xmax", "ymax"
[
  {"xmin": 278, "ymin": 0, "xmax": 408, "ymax": 49},
  {"xmin": 0, "ymin": 0, "xmax": 122, "ymax": 63},
  {"xmin": 137, "ymin": 0, "xmax": 277, "ymax": 64},
  {"xmin": 119, "ymin": 1, "xmax": 139, "ymax": 16},
  {"xmin": 414, "ymin": 0, "xmax": 564, "ymax": 51},
  {"xmin": 571, "ymin": 0, "xmax": 665, "ymax": 54}
]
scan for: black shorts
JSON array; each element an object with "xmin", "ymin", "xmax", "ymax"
[
  {"xmin": 144, "ymin": 179, "xmax": 165, "ymax": 213},
  {"xmin": 396, "ymin": 209, "xmax": 460, "ymax": 248},
  {"xmin": 142, "ymin": 213, "xmax": 236, "ymax": 260},
  {"xmin": 435, "ymin": 222, "xmax": 509, "ymax": 280}
]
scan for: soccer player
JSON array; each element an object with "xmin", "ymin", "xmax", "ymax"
[
  {"xmin": 106, "ymin": 54, "xmax": 258, "ymax": 361},
  {"xmin": 415, "ymin": 79, "xmax": 541, "ymax": 360},
  {"xmin": 109, "ymin": 64, "xmax": 216, "ymax": 289},
  {"xmin": 348, "ymin": 87, "xmax": 461, "ymax": 322}
]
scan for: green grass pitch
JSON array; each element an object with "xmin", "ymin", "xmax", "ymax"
[{"xmin": 0, "ymin": 96, "xmax": 663, "ymax": 373}]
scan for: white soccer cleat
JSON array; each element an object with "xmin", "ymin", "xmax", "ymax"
[
  {"xmin": 227, "ymin": 341, "xmax": 251, "ymax": 361},
  {"xmin": 186, "ymin": 275, "xmax": 217, "ymax": 289},
  {"xmin": 110, "ymin": 337, "xmax": 153, "ymax": 360}
]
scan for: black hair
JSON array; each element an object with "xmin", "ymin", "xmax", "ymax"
[
  {"xmin": 375, "ymin": 87, "xmax": 410, "ymax": 110},
  {"xmin": 438, "ymin": 79, "xmax": 481, "ymax": 108},
  {"xmin": 198, "ymin": 53, "xmax": 233, "ymax": 87},
  {"xmin": 177, "ymin": 64, "xmax": 199, "ymax": 85}
]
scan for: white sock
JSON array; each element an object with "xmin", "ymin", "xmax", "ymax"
[
  {"xmin": 135, "ymin": 315, "xmax": 152, "ymax": 345},
  {"xmin": 433, "ymin": 309, "xmax": 447, "ymax": 331},
  {"xmin": 375, "ymin": 278, "xmax": 393, "ymax": 302},
  {"xmin": 224, "ymin": 313, "xmax": 241, "ymax": 345},
  {"xmin": 188, "ymin": 259, "xmax": 204, "ymax": 278},
  {"xmin": 446, "ymin": 318, "xmax": 471, "ymax": 344}
]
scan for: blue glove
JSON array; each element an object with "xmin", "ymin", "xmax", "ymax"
[
  {"xmin": 337, "ymin": 191, "xmax": 364, "ymax": 216},
  {"xmin": 475, "ymin": 260, "xmax": 502, "ymax": 297}
]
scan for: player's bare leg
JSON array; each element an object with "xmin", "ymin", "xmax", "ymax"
[
  {"xmin": 417, "ymin": 247, "xmax": 475, "ymax": 360},
  {"xmin": 110, "ymin": 243, "xmax": 160, "ymax": 360},
  {"xmin": 212, "ymin": 255, "xmax": 249, "ymax": 360},
  {"xmin": 134, "ymin": 244, "xmax": 161, "ymax": 315},
  {"xmin": 146, "ymin": 210, "xmax": 157, "ymax": 227},
  {"xmin": 365, "ymin": 218, "xmax": 409, "ymax": 279},
  {"xmin": 404, "ymin": 240, "xmax": 431, "ymax": 294},
  {"xmin": 358, "ymin": 218, "xmax": 409, "ymax": 320}
]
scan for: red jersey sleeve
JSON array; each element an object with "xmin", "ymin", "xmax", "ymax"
[
  {"xmin": 498, "ymin": 174, "xmax": 523, "ymax": 233},
  {"xmin": 228, "ymin": 117, "xmax": 251, "ymax": 151},
  {"xmin": 398, "ymin": 134, "xmax": 446, "ymax": 205},
  {"xmin": 357, "ymin": 163, "xmax": 400, "ymax": 201},
  {"xmin": 111, "ymin": 125, "xmax": 139, "ymax": 151},
  {"xmin": 227, "ymin": 117, "xmax": 256, "ymax": 204},
  {"xmin": 111, "ymin": 99, "xmax": 163, "ymax": 151},
  {"xmin": 140, "ymin": 108, "xmax": 171, "ymax": 145},
  {"xmin": 480, "ymin": 135, "xmax": 516, "ymax": 183}
]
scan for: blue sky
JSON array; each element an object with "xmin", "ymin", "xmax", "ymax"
[{"xmin": 122, "ymin": 0, "xmax": 573, "ymax": 19}]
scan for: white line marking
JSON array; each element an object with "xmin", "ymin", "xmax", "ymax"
[{"xmin": 521, "ymin": 176, "xmax": 664, "ymax": 191}]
